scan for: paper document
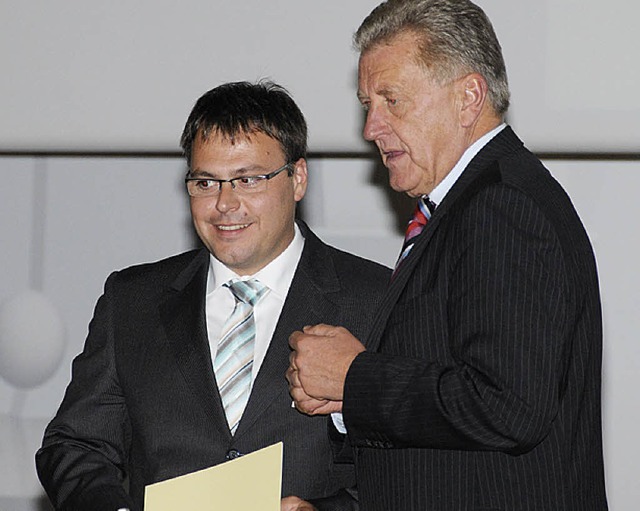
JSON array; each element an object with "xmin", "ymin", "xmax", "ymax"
[{"xmin": 144, "ymin": 442, "xmax": 282, "ymax": 510}]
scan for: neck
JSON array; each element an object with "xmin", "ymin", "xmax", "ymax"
[{"xmin": 465, "ymin": 111, "xmax": 502, "ymax": 148}]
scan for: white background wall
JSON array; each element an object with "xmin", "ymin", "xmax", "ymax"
[
  {"xmin": 1, "ymin": 0, "xmax": 639, "ymax": 509},
  {"xmin": 1, "ymin": 0, "xmax": 639, "ymax": 153}
]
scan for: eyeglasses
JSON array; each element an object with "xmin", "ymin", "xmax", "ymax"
[{"xmin": 185, "ymin": 163, "xmax": 294, "ymax": 197}]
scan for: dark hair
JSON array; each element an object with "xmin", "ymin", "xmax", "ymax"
[
  {"xmin": 180, "ymin": 80, "xmax": 308, "ymax": 167},
  {"xmin": 355, "ymin": 0, "xmax": 510, "ymax": 115}
]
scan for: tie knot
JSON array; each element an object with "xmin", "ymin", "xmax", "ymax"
[
  {"xmin": 404, "ymin": 197, "xmax": 434, "ymax": 244},
  {"xmin": 225, "ymin": 279, "xmax": 268, "ymax": 307},
  {"xmin": 415, "ymin": 197, "xmax": 434, "ymax": 222}
]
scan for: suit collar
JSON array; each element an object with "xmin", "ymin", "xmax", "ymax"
[
  {"xmin": 398, "ymin": 128, "xmax": 520, "ymax": 276},
  {"xmin": 429, "ymin": 123, "xmax": 507, "ymax": 207},
  {"xmin": 160, "ymin": 249, "xmax": 232, "ymax": 440},
  {"xmin": 291, "ymin": 220, "xmax": 342, "ymax": 294}
]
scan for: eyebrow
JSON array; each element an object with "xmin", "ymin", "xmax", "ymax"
[
  {"xmin": 188, "ymin": 166, "xmax": 266, "ymax": 179},
  {"xmin": 377, "ymin": 86, "xmax": 397, "ymax": 98},
  {"xmin": 357, "ymin": 85, "xmax": 398, "ymax": 102}
]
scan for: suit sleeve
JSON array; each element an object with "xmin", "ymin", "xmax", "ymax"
[
  {"xmin": 343, "ymin": 184, "xmax": 570, "ymax": 454},
  {"xmin": 36, "ymin": 272, "xmax": 134, "ymax": 511}
]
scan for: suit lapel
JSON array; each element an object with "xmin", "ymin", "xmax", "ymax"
[
  {"xmin": 159, "ymin": 249, "xmax": 231, "ymax": 440},
  {"xmin": 366, "ymin": 127, "xmax": 522, "ymax": 352},
  {"xmin": 365, "ymin": 211, "xmax": 441, "ymax": 352},
  {"xmin": 234, "ymin": 223, "xmax": 341, "ymax": 437}
]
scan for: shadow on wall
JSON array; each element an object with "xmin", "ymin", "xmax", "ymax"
[
  {"xmin": 368, "ymin": 156, "xmax": 414, "ymax": 234},
  {"xmin": 36, "ymin": 494, "xmax": 54, "ymax": 511}
]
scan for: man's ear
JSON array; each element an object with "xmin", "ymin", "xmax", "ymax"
[
  {"xmin": 459, "ymin": 73, "xmax": 488, "ymax": 127},
  {"xmin": 292, "ymin": 158, "xmax": 308, "ymax": 202}
]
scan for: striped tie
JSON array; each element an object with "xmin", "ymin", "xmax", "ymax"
[
  {"xmin": 214, "ymin": 278, "xmax": 269, "ymax": 435},
  {"xmin": 394, "ymin": 197, "xmax": 434, "ymax": 273}
]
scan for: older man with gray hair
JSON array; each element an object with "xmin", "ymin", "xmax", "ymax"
[{"xmin": 288, "ymin": 1, "xmax": 608, "ymax": 509}]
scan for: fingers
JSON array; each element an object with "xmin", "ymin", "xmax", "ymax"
[
  {"xmin": 302, "ymin": 323, "xmax": 338, "ymax": 336},
  {"xmin": 286, "ymin": 358, "xmax": 315, "ymax": 414},
  {"xmin": 288, "ymin": 372, "xmax": 340, "ymax": 416},
  {"xmin": 288, "ymin": 350, "xmax": 297, "ymax": 372},
  {"xmin": 281, "ymin": 496, "xmax": 318, "ymax": 511},
  {"xmin": 288, "ymin": 329, "xmax": 303, "ymax": 350},
  {"xmin": 288, "ymin": 326, "xmax": 329, "ymax": 351},
  {"xmin": 288, "ymin": 324, "xmax": 360, "ymax": 403},
  {"xmin": 286, "ymin": 364, "xmax": 300, "ymax": 389},
  {"xmin": 281, "ymin": 495, "xmax": 303, "ymax": 511},
  {"xmin": 292, "ymin": 389, "xmax": 330, "ymax": 415},
  {"xmin": 286, "ymin": 362, "xmax": 332, "ymax": 416},
  {"xmin": 289, "ymin": 324, "xmax": 343, "ymax": 354}
]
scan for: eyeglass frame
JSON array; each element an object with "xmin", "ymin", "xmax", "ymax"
[{"xmin": 185, "ymin": 162, "xmax": 295, "ymax": 197}]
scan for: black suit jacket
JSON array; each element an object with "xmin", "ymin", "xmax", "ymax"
[
  {"xmin": 343, "ymin": 128, "xmax": 608, "ymax": 510},
  {"xmin": 36, "ymin": 221, "xmax": 390, "ymax": 511}
]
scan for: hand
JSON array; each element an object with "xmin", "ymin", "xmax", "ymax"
[
  {"xmin": 281, "ymin": 495, "xmax": 318, "ymax": 511},
  {"xmin": 287, "ymin": 351, "xmax": 340, "ymax": 415},
  {"xmin": 287, "ymin": 375, "xmax": 343, "ymax": 416},
  {"xmin": 288, "ymin": 324, "xmax": 365, "ymax": 402}
]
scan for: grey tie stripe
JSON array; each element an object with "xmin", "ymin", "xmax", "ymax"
[{"xmin": 214, "ymin": 278, "xmax": 269, "ymax": 435}]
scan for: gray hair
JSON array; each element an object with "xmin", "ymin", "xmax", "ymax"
[{"xmin": 354, "ymin": 0, "xmax": 510, "ymax": 115}]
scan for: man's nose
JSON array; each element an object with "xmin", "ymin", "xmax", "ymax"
[
  {"xmin": 215, "ymin": 181, "xmax": 241, "ymax": 213},
  {"xmin": 363, "ymin": 104, "xmax": 388, "ymax": 141}
]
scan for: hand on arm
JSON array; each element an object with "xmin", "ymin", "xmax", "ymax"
[{"xmin": 287, "ymin": 324, "xmax": 365, "ymax": 415}]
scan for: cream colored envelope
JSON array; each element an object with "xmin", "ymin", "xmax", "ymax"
[{"xmin": 144, "ymin": 442, "xmax": 282, "ymax": 510}]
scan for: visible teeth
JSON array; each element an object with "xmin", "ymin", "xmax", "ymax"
[{"xmin": 218, "ymin": 224, "xmax": 249, "ymax": 231}]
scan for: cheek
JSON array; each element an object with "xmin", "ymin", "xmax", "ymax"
[
  {"xmin": 392, "ymin": 118, "xmax": 420, "ymax": 150},
  {"xmin": 403, "ymin": 121, "xmax": 437, "ymax": 163},
  {"xmin": 189, "ymin": 200, "xmax": 200, "ymax": 222},
  {"xmin": 263, "ymin": 193, "xmax": 296, "ymax": 231},
  {"xmin": 190, "ymin": 200, "xmax": 209, "ymax": 224}
]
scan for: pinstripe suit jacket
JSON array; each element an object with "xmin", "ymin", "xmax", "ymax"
[
  {"xmin": 343, "ymin": 127, "xmax": 608, "ymax": 510},
  {"xmin": 36, "ymin": 221, "xmax": 390, "ymax": 511}
]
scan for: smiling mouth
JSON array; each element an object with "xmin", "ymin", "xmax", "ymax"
[{"xmin": 217, "ymin": 224, "xmax": 250, "ymax": 231}]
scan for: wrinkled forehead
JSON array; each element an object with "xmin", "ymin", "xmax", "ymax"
[
  {"xmin": 359, "ymin": 31, "xmax": 425, "ymax": 73},
  {"xmin": 357, "ymin": 36, "xmax": 431, "ymax": 97}
]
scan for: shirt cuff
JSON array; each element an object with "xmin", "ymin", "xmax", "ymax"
[{"xmin": 331, "ymin": 412, "xmax": 347, "ymax": 434}]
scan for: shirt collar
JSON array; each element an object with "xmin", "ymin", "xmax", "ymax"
[
  {"xmin": 206, "ymin": 223, "xmax": 305, "ymax": 300},
  {"xmin": 428, "ymin": 123, "xmax": 506, "ymax": 207}
]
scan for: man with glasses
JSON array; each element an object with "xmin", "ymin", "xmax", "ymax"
[{"xmin": 36, "ymin": 81, "xmax": 390, "ymax": 511}]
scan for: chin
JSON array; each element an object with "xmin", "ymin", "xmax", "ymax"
[{"xmin": 389, "ymin": 175, "xmax": 413, "ymax": 195}]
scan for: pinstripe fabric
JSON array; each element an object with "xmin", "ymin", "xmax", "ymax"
[
  {"xmin": 214, "ymin": 279, "xmax": 268, "ymax": 435},
  {"xmin": 343, "ymin": 127, "xmax": 607, "ymax": 510}
]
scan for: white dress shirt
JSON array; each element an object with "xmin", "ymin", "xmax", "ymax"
[{"xmin": 205, "ymin": 224, "xmax": 304, "ymax": 389}]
